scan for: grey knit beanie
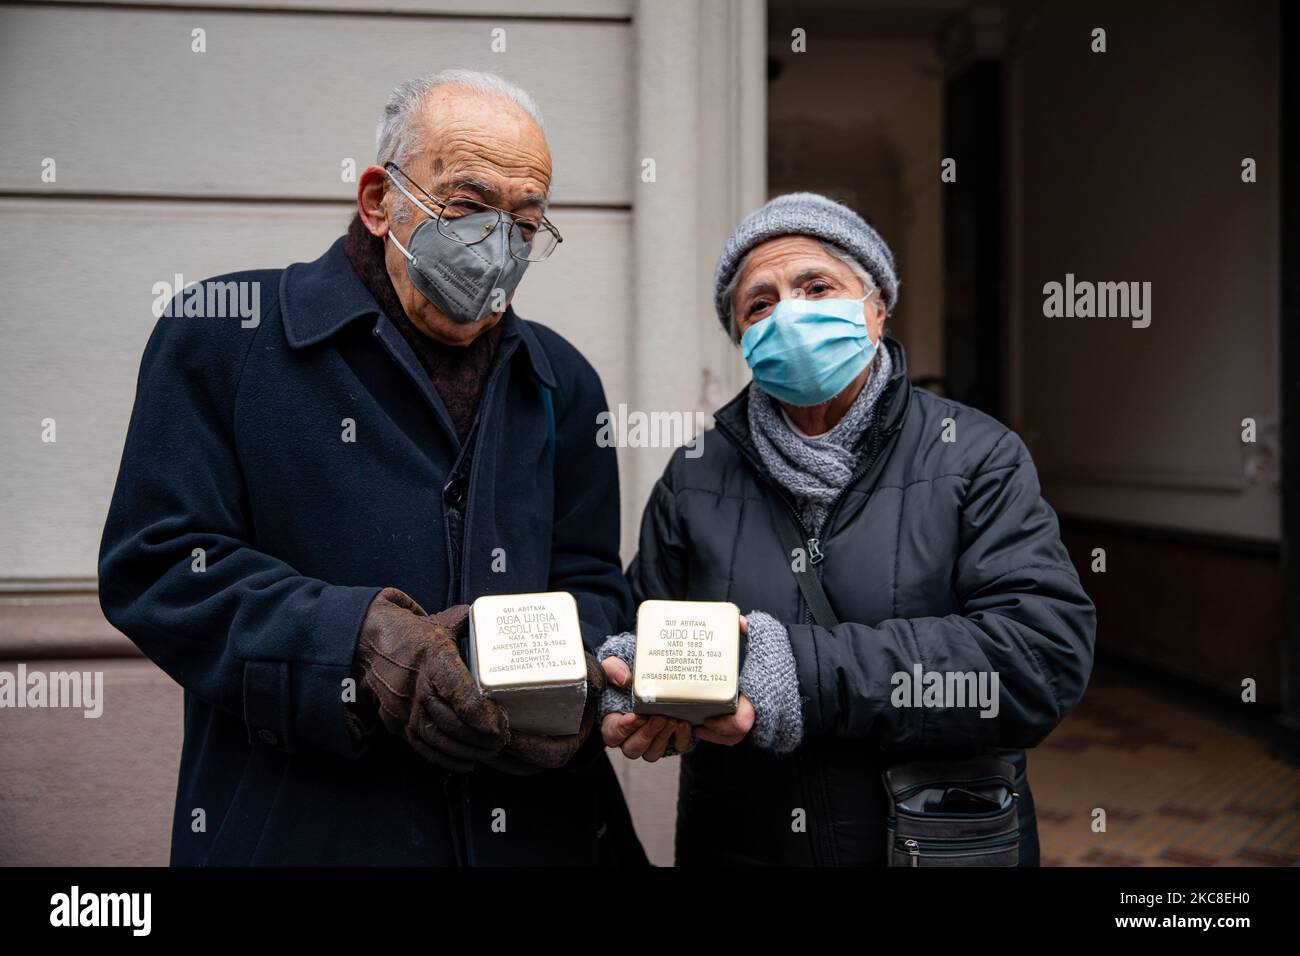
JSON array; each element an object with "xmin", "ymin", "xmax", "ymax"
[{"xmin": 713, "ymin": 192, "xmax": 898, "ymax": 333}]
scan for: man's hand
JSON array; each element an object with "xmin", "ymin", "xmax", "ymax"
[
  {"xmin": 354, "ymin": 588, "xmax": 509, "ymax": 771},
  {"xmin": 599, "ymin": 655, "xmax": 692, "ymax": 761},
  {"xmin": 485, "ymin": 652, "xmax": 606, "ymax": 775}
]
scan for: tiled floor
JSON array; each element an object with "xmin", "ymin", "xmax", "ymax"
[
  {"xmin": 613, "ymin": 673, "xmax": 1300, "ymax": 867},
  {"xmin": 1031, "ymin": 677, "xmax": 1300, "ymax": 866}
]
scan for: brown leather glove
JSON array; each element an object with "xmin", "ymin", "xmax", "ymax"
[
  {"xmin": 353, "ymin": 588, "xmax": 509, "ymax": 772},
  {"xmin": 485, "ymin": 651, "xmax": 607, "ymax": 776}
]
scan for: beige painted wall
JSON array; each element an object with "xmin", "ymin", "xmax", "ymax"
[{"xmin": 0, "ymin": 1, "xmax": 635, "ymax": 586}]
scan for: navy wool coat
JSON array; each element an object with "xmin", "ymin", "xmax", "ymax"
[{"xmin": 99, "ymin": 237, "xmax": 641, "ymax": 865}]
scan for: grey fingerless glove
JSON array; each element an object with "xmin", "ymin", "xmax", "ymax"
[
  {"xmin": 595, "ymin": 631, "xmax": 637, "ymax": 718},
  {"xmin": 740, "ymin": 610, "xmax": 804, "ymax": 755},
  {"xmin": 595, "ymin": 631, "xmax": 695, "ymax": 757}
]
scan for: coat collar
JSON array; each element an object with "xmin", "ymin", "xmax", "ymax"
[{"xmin": 279, "ymin": 235, "xmax": 556, "ymax": 388}]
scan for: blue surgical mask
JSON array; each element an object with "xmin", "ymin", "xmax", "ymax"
[{"xmin": 740, "ymin": 296, "xmax": 877, "ymax": 406}]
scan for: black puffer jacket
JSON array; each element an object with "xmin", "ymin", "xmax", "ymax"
[{"xmin": 627, "ymin": 338, "xmax": 1096, "ymax": 866}]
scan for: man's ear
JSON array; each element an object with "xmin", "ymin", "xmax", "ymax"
[{"xmin": 357, "ymin": 165, "xmax": 390, "ymax": 237}]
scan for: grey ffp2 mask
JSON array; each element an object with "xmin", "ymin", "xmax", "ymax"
[{"xmin": 385, "ymin": 173, "xmax": 531, "ymax": 325}]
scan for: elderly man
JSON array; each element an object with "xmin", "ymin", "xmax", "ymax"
[
  {"xmin": 599, "ymin": 193, "xmax": 1096, "ymax": 865},
  {"xmin": 99, "ymin": 70, "xmax": 644, "ymax": 865}
]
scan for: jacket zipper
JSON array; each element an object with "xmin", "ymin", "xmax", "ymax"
[
  {"xmin": 898, "ymin": 831, "xmax": 1020, "ymax": 866},
  {"xmin": 711, "ymin": 424, "xmax": 821, "ymax": 618},
  {"xmin": 710, "ymin": 381, "xmax": 907, "ymax": 867},
  {"xmin": 810, "ymin": 378, "xmax": 909, "ymax": 559},
  {"xmin": 713, "ymin": 374, "xmax": 907, "ymax": 578},
  {"xmin": 891, "ymin": 801, "xmax": 1018, "ymax": 824}
]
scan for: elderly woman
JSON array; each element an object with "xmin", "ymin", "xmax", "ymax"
[{"xmin": 598, "ymin": 193, "xmax": 1096, "ymax": 866}]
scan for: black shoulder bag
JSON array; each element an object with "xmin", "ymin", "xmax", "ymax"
[{"xmin": 774, "ymin": 509, "xmax": 1020, "ymax": 867}]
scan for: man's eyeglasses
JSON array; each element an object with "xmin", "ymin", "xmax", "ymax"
[{"xmin": 384, "ymin": 162, "xmax": 562, "ymax": 263}]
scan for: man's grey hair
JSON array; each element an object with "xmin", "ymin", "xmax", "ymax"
[
  {"xmin": 375, "ymin": 69, "xmax": 546, "ymax": 223},
  {"xmin": 722, "ymin": 240, "xmax": 880, "ymax": 343},
  {"xmin": 376, "ymin": 69, "xmax": 544, "ymax": 167}
]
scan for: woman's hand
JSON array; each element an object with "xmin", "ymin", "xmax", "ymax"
[
  {"xmin": 600, "ymin": 655, "xmax": 693, "ymax": 761},
  {"xmin": 688, "ymin": 614, "xmax": 756, "ymax": 747},
  {"xmin": 693, "ymin": 695, "xmax": 756, "ymax": 746}
]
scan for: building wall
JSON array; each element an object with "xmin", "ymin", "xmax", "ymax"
[
  {"xmin": 1004, "ymin": 0, "xmax": 1283, "ymax": 700},
  {"xmin": 1005, "ymin": 0, "xmax": 1280, "ymax": 542},
  {"xmin": 0, "ymin": 0, "xmax": 636, "ymax": 586},
  {"xmin": 0, "ymin": 0, "xmax": 766, "ymax": 866},
  {"xmin": 766, "ymin": 32, "xmax": 946, "ymax": 382}
]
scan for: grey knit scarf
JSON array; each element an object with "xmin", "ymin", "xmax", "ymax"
[{"xmin": 748, "ymin": 342, "xmax": 893, "ymax": 535}]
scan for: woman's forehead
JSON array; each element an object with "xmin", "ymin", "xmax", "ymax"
[{"xmin": 740, "ymin": 237, "xmax": 849, "ymax": 282}]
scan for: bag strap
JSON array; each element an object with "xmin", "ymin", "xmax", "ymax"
[{"xmin": 772, "ymin": 505, "xmax": 840, "ymax": 629}]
